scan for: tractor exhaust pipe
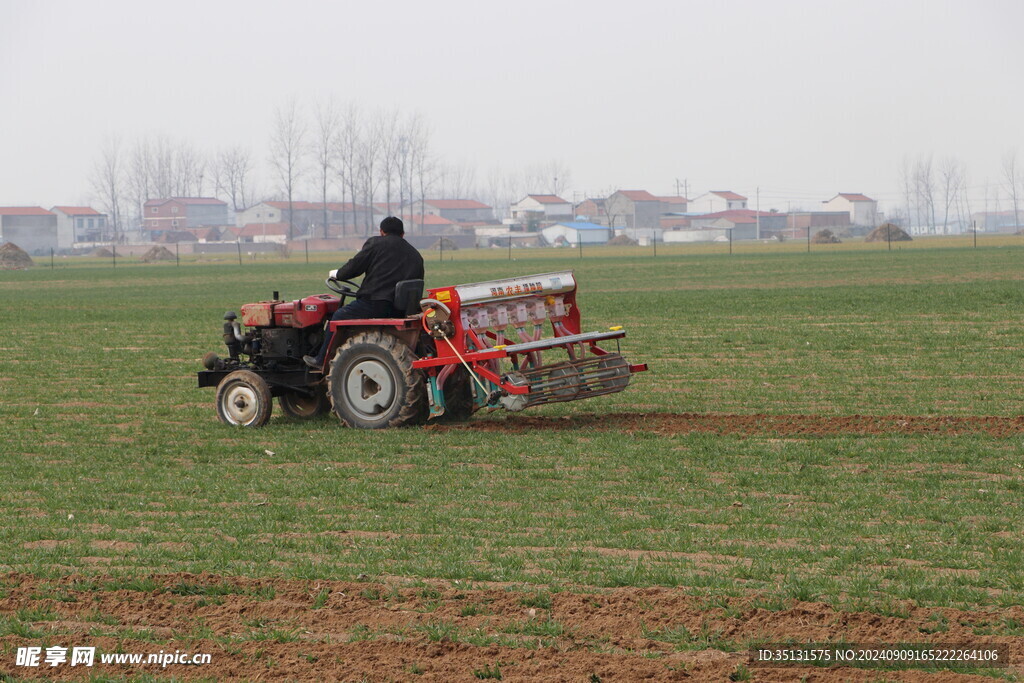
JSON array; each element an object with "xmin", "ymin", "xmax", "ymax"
[{"xmin": 222, "ymin": 311, "xmax": 244, "ymax": 359}]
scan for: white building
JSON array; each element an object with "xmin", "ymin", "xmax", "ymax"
[
  {"xmin": 822, "ymin": 193, "xmax": 878, "ymax": 227},
  {"xmin": 688, "ymin": 190, "xmax": 748, "ymax": 214},
  {"xmin": 51, "ymin": 206, "xmax": 107, "ymax": 247},
  {"xmin": 511, "ymin": 194, "xmax": 572, "ymax": 223},
  {"xmin": 541, "ymin": 221, "xmax": 611, "ymax": 246}
]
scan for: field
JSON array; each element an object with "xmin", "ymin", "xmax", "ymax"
[{"xmin": 1, "ymin": 241, "xmax": 1023, "ymax": 681}]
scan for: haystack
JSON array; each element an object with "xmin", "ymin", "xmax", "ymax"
[
  {"xmin": 866, "ymin": 223, "xmax": 912, "ymax": 242},
  {"xmin": 0, "ymin": 242, "xmax": 33, "ymax": 270},
  {"xmin": 811, "ymin": 229, "xmax": 841, "ymax": 244},
  {"xmin": 428, "ymin": 237, "xmax": 458, "ymax": 251},
  {"xmin": 92, "ymin": 247, "xmax": 114, "ymax": 257},
  {"xmin": 142, "ymin": 245, "xmax": 175, "ymax": 262},
  {"xmin": 607, "ymin": 234, "xmax": 638, "ymax": 246}
]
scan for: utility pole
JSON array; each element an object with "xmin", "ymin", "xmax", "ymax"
[{"xmin": 756, "ymin": 186, "xmax": 761, "ymax": 240}]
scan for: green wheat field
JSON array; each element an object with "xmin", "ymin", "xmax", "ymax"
[{"xmin": 1, "ymin": 240, "xmax": 1023, "ymax": 619}]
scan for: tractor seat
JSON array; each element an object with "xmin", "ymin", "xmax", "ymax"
[{"xmin": 394, "ymin": 279, "xmax": 425, "ymax": 317}]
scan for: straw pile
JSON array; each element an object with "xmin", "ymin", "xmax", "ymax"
[{"xmin": 0, "ymin": 242, "xmax": 33, "ymax": 270}]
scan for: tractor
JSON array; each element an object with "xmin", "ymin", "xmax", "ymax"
[{"xmin": 197, "ymin": 270, "xmax": 648, "ymax": 428}]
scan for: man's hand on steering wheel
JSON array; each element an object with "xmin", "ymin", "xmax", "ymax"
[{"xmin": 325, "ymin": 270, "xmax": 360, "ymax": 298}]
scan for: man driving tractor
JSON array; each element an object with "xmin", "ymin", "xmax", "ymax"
[{"xmin": 303, "ymin": 216, "xmax": 424, "ymax": 369}]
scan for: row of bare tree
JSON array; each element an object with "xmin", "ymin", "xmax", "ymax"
[
  {"xmin": 897, "ymin": 150, "xmax": 1023, "ymax": 233},
  {"xmin": 90, "ymin": 98, "xmax": 574, "ymax": 242}
]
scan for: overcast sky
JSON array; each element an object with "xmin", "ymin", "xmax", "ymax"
[{"xmin": 1, "ymin": 0, "xmax": 1021, "ymax": 212}]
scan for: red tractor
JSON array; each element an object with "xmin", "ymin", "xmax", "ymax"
[{"xmin": 198, "ymin": 270, "xmax": 647, "ymax": 428}]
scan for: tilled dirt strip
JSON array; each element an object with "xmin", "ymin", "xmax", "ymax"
[
  {"xmin": 435, "ymin": 412, "xmax": 1024, "ymax": 438},
  {"xmin": 0, "ymin": 573, "xmax": 1019, "ymax": 681}
]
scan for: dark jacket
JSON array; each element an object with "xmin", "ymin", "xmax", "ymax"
[{"xmin": 336, "ymin": 234, "xmax": 425, "ymax": 302}]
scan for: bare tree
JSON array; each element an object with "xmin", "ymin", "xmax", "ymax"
[
  {"xmin": 313, "ymin": 99, "xmax": 341, "ymax": 238},
  {"xmin": 404, "ymin": 114, "xmax": 430, "ymax": 233},
  {"xmin": 125, "ymin": 138, "xmax": 154, "ymax": 230},
  {"xmin": 376, "ymin": 107, "xmax": 402, "ymax": 215},
  {"xmin": 437, "ymin": 161, "xmax": 477, "ymax": 200},
  {"xmin": 913, "ymin": 155, "xmax": 937, "ymax": 233},
  {"xmin": 939, "ymin": 157, "xmax": 965, "ymax": 234},
  {"xmin": 174, "ymin": 143, "xmax": 206, "ymax": 197},
  {"xmin": 1003, "ymin": 149, "xmax": 1022, "ymax": 229},
  {"xmin": 415, "ymin": 145, "xmax": 438, "ymax": 233},
  {"xmin": 523, "ymin": 160, "xmax": 572, "ymax": 196},
  {"xmin": 211, "ymin": 145, "xmax": 254, "ymax": 213},
  {"xmin": 269, "ymin": 99, "xmax": 308, "ymax": 240},
  {"xmin": 480, "ymin": 166, "xmax": 520, "ymax": 222},
  {"xmin": 90, "ymin": 136, "xmax": 125, "ymax": 243},
  {"xmin": 898, "ymin": 155, "xmax": 915, "ymax": 229},
  {"xmin": 333, "ymin": 103, "xmax": 362, "ymax": 235},
  {"xmin": 357, "ymin": 115, "xmax": 385, "ymax": 235}
]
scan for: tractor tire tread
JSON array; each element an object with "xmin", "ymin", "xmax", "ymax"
[{"xmin": 327, "ymin": 329, "xmax": 427, "ymax": 429}]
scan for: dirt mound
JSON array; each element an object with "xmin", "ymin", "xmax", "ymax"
[
  {"xmin": 866, "ymin": 223, "xmax": 912, "ymax": 242},
  {"xmin": 811, "ymin": 229, "xmax": 841, "ymax": 244},
  {"xmin": 141, "ymin": 245, "xmax": 175, "ymax": 262},
  {"xmin": 1, "ymin": 572, "xmax": 1014, "ymax": 681},
  {"xmin": 0, "ymin": 242, "xmax": 33, "ymax": 269},
  {"xmin": 92, "ymin": 247, "xmax": 114, "ymax": 257},
  {"xmin": 428, "ymin": 237, "xmax": 459, "ymax": 251},
  {"xmin": 607, "ymin": 233, "xmax": 638, "ymax": 246},
  {"xmin": 432, "ymin": 412, "xmax": 1024, "ymax": 438}
]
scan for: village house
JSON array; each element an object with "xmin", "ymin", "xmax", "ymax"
[
  {"xmin": 605, "ymin": 190, "xmax": 665, "ymax": 229},
  {"xmin": 143, "ymin": 197, "xmax": 228, "ymax": 236},
  {"xmin": 410, "ymin": 199, "xmax": 494, "ymax": 224},
  {"xmin": 822, "ymin": 193, "xmax": 878, "ymax": 227},
  {"xmin": 688, "ymin": 191, "xmax": 748, "ymax": 214},
  {"xmin": 510, "ymin": 195, "xmax": 573, "ymax": 224},
  {"xmin": 541, "ymin": 221, "xmax": 611, "ymax": 246},
  {"xmin": 51, "ymin": 206, "xmax": 107, "ymax": 246},
  {"xmin": 0, "ymin": 207, "xmax": 58, "ymax": 253},
  {"xmin": 236, "ymin": 201, "xmax": 372, "ymax": 238}
]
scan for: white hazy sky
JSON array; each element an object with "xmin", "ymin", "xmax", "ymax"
[{"xmin": 1, "ymin": 0, "xmax": 1022, "ymax": 212}]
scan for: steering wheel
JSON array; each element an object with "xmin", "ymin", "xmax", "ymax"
[{"xmin": 325, "ymin": 277, "xmax": 360, "ymax": 302}]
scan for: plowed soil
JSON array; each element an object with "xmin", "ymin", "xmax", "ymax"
[
  {"xmin": 1, "ymin": 573, "xmax": 1018, "ymax": 681},
  {"xmin": 435, "ymin": 412, "xmax": 1024, "ymax": 438}
]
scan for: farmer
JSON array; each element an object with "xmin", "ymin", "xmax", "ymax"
[{"xmin": 304, "ymin": 216, "xmax": 424, "ymax": 369}]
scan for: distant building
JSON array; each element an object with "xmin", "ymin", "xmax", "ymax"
[
  {"xmin": 143, "ymin": 197, "xmax": 228, "ymax": 235},
  {"xmin": 657, "ymin": 195, "xmax": 689, "ymax": 212},
  {"xmin": 510, "ymin": 195, "xmax": 573, "ymax": 224},
  {"xmin": 785, "ymin": 211, "xmax": 852, "ymax": 233},
  {"xmin": 688, "ymin": 191, "xmax": 748, "ymax": 214},
  {"xmin": 0, "ymin": 207, "xmax": 58, "ymax": 253},
  {"xmin": 605, "ymin": 190, "xmax": 667, "ymax": 229},
  {"xmin": 412, "ymin": 199, "xmax": 494, "ymax": 223},
  {"xmin": 541, "ymin": 221, "xmax": 611, "ymax": 246},
  {"xmin": 574, "ymin": 198, "xmax": 608, "ymax": 225},
  {"xmin": 970, "ymin": 210, "xmax": 1023, "ymax": 233},
  {"xmin": 822, "ymin": 193, "xmax": 878, "ymax": 227},
  {"xmin": 236, "ymin": 201, "xmax": 372, "ymax": 237},
  {"xmin": 689, "ymin": 209, "xmax": 786, "ymax": 238},
  {"xmin": 238, "ymin": 222, "xmax": 290, "ymax": 244},
  {"xmin": 51, "ymin": 206, "xmax": 107, "ymax": 246}
]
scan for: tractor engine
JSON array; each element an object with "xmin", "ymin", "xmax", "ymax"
[{"xmin": 206, "ymin": 293, "xmax": 340, "ymax": 371}]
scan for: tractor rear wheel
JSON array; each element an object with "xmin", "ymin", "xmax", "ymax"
[
  {"xmin": 278, "ymin": 384, "xmax": 329, "ymax": 419},
  {"xmin": 327, "ymin": 330, "xmax": 426, "ymax": 429},
  {"xmin": 216, "ymin": 370, "xmax": 273, "ymax": 427}
]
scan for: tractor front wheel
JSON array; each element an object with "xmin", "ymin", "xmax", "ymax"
[
  {"xmin": 327, "ymin": 330, "xmax": 426, "ymax": 429},
  {"xmin": 216, "ymin": 370, "xmax": 273, "ymax": 427}
]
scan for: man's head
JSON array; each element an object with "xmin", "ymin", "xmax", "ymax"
[{"xmin": 379, "ymin": 216, "xmax": 404, "ymax": 236}]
